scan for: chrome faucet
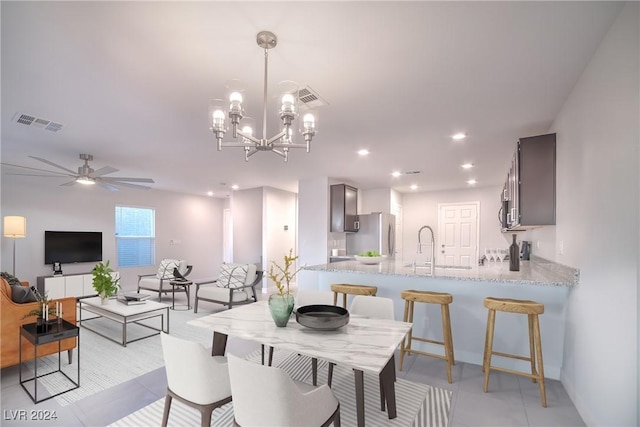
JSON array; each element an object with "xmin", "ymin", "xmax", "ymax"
[{"xmin": 417, "ymin": 225, "xmax": 435, "ymax": 276}]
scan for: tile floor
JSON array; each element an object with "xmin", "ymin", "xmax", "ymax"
[{"xmin": 1, "ymin": 294, "xmax": 585, "ymax": 427}]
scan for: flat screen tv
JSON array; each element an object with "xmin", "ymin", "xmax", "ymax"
[{"xmin": 44, "ymin": 231, "xmax": 103, "ymax": 265}]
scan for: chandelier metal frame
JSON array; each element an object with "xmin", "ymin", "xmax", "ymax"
[{"xmin": 210, "ymin": 31, "xmax": 316, "ymax": 162}]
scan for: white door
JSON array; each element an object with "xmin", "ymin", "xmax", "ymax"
[{"xmin": 438, "ymin": 202, "xmax": 479, "ymax": 267}]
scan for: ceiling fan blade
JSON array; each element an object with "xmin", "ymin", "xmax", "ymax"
[
  {"xmin": 60, "ymin": 181, "xmax": 77, "ymax": 187},
  {"xmin": 104, "ymin": 181, "xmax": 152, "ymax": 190},
  {"xmin": 100, "ymin": 177, "xmax": 155, "ymax": 183},
  {"xmin": 29, "ymin": 156, "xmax": 77, "ymax": 175},
  {"xmin": 6, "ymin": 172, "xmax": 69, "ymax": 177},
  {"xmin": 91, "ymin": 166, "xmax": 119, "ymax": 177},
  {"xmin": 1, "ymin": 162, "xmax": 74, "ymax": 176},
  {"xmin": 97, "ymin": 182, "xmax": 119, "ymax": 192}
]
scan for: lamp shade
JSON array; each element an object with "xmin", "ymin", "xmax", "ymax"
[{"xmin": 3, "ymin": 216, "xmax": 26, "ymax": 238}]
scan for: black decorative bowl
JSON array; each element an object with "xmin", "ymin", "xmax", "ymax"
[{"xmin": 296, "ymin": 304, "xmax": 350, "ymax": 331}]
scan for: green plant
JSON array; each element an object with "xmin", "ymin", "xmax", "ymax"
[
  {"xmin": 22, "ymin": 289, "xmax": 54, "ymax": 319},
  {"xmin": 92, "ymin": 260, "xmax": 120, "ymax": 299},
  {"xmin": 268, "ymin": 249, "xmax": 302, "ymax": 296},
  {"xmin": 358, "ymin": 250, "xmax": 381, "ymax": 257}
]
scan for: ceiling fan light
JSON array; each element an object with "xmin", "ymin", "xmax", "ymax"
[{"xmin": 76, "ymin": 177, "xmax": 95, "ymax": 185}]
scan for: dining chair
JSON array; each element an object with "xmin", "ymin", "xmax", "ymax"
[
  {"xmin": 228, "ymin": 354, "xmax": 341, "ymax": 427},
  {"xmin": 262, "ymin": 289, "xmax": 334, "ymax": 375},
  {"xmin": 328, "ymin": 295, "xmax": 395, "ymax": 412},
  {"xmin": 160, "ymin": 333, "xmax": 232, "ymax": 427}
]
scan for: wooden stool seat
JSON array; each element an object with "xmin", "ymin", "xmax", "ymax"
[
  {"xmin": 399, "ymin": 290, "xmax": 455, "ymax": 383},
  {"xmin": 330, "ymin": 284, "xmax": 377, "ymax": 308},
  {"xmin": 482, "ymin": 296, "xmax": 547, "ymax": 407}
]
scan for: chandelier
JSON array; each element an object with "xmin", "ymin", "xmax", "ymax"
[{"xmin": 209, "ymin": 31, "xmax": 317, "ymax": 162}]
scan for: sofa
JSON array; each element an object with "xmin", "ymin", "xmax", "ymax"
[{"xmin": 0, "ymin": 277, "xmax": 77, "ymax": 369}]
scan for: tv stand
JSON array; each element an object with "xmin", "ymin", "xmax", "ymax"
[{"xmin": 37, "ymin": 271, "xmax": 118, "ymax": 299}]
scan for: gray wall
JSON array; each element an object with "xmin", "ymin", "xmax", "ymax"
[
  {"xmin": 1, "ymin": 176, "xmax": 224, "ymax": 290},
  {"xmin": 530, "ymin": 3, "xmax": 639, "ymax": 425}
]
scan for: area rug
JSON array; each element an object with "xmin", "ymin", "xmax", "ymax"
[
  {"xmin": 109, "ymin": 350, "xmax": 452, "ymax": 427},
  {"xmin": 22, "ymin": 306, "xmax": 214, "ymax": 406}
]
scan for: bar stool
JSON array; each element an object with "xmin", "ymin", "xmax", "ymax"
[
  {"xmin": 399, "ymin": 290, "xmax": 455, "ymax": 383},
  {"xmin": 482, "ymin": 296, "xmax": 546, "ymax": 407},
  {"xmin": 330, "ymin": 284, "xmax": 377, "ymax": 308}
]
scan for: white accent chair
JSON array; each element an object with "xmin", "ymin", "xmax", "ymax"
[
  {"xmin": 228, "ymin": 354, "xmax": 341, "ymax": 427},
  {"xmin": 194, "ymin": 263, "xmax": 262, "ymax": 313},
  {"xmin": 137, "ymin": 259, "xmax": 192, "ymax": 301},
  {"xmin": 160, "ymin": 333, "xmax": 231, "ymax": 427}
]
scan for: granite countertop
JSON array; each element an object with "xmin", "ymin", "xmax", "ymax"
[{"xmin": 304, "ymin": 255, "xmax": 579, "ymax": 287}]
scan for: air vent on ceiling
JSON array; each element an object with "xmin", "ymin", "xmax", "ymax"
[
  {"xmin": 296, "ymin": 86, "xmax": 328, "ymax": 108},
  {"xmin": 404, "ymin": 170, "xmax": 421, "ymax": 175},
  {"xmin": 13, "ymin": 113, "xmax": 64, "ymax": 132}
]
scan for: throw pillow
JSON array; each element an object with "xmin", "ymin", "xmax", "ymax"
[
  {"xmin": 216, "ymin": 264, "xmax": 248, "ymax": 289},
  {"xmin": 1, "ymin": 271, "xmax": 22, "ymax": 287},
  {"xmin": 156, "ymin": 259, "xmax": 181, "ymax": 279},
  {"xmin": 10, "ymin": 285, "xmax": 38, "ymax": 303}
]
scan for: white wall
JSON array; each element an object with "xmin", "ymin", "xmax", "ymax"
[
  {"xmin": 532, "ymin": 3, "xmax": 639, "ymax": 425},
  {"xmin": 297, "ymin": 177, "xmax": 329, "ymax": 289},
  {"xmin": 1, "ymin": 176, "xmax": 224, "ymax": 290},
  {"xmin": 231, "ymin": 187, "xmax": 263, "ymax": 266},
  {"xmin": 401, "ymin": 186, "xmax": 507, "ymax": 265},
  {"xmin": 263, "ymin": 187, "xmax": 297, "ymax": 290}
]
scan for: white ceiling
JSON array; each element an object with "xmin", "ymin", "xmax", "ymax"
[{"xmin": 0, "ymin": 1, "xmax": 623, "ymax": 197}]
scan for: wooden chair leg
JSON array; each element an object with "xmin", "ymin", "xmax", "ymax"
[
  {"xmin": 533, "ymin": 315, "xmax": 547, "ymax": 407},
  {"xmin": 528, "ymin": 314, "xmax": 537, "ymax": 383},
  {"xmin": 444, "ymin": 304, "xmax": 455, "ymax": 365},
  {"xmin": 333, "ymin": 292, "xmax": 338, "ymax": 306},
  {"xmin": 67, "ymin": 349, "xmax": 73, "ymax": 364},
  {"xmin": 441, "ymin": 304, "xmax": 452, "ymax": 384},
  {"xmin": 342, "ymin": 293, "xmax": 347, "ymax": 309},
  {"xmin": 399, "ymin": 299, "xmax": 410, "ymax": 371},
  {"xmin": 328, "ymin": 363, "xmax": 335, "ymax": 387},
  {"xmin": 482, "ymin": 308, "xmax": 492, "ymax": 373},
  {"xmin": 483, "ymin": 309, "xmax": 496, "ymax": 392}
]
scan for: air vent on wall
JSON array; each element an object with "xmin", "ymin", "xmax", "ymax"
[
  {"xmin": 296, "ymin": 86, "xmax": 328, "ymax": 108},
  {"xmin": 13, "ymin": 113, "xmax": 64, "ymax": 132}
]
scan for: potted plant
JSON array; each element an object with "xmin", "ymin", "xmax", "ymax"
[
  {"xmin": 92, "ymin": 260, "xmax": 120, "ymax": 304},
  {"xmin": 267, "ymin": 249, "xmax": 301, "ymax": 327}
]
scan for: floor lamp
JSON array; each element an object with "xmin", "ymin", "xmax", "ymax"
[{"xmin": 3, "ymin": 216, "xmax": 27, "ymax": 276}]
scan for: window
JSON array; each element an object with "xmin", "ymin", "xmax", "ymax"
[{"xmin": 115, "ymin": 206, "xmax": 155, "ymax": 267}]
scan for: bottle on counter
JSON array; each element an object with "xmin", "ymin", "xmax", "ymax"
[{"xmin": 509, "ymin": 234, "xmax": 520, "ymax": 271}]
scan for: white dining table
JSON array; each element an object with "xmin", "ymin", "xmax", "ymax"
[{"xmin": 188, "ymin": 301, "xmax": 412, "ymax": 427}]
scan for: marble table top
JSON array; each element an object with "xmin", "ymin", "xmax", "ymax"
[{"xmin": 188, "ymin": 301, "xmax": 412, "ymax": 375}]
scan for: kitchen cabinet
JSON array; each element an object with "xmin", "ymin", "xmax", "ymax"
[
  {"xmin": 330, "ymin": 184, "xmax": 359, "ymax": 232},
  {"xmin": 501, "ymin": 133, "xmax": 556, "ymax": 230}
]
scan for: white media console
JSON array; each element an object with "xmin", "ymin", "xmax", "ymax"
[{"xmin": 37, "ymin": 272, "xmax": 120, "ymax": 299}]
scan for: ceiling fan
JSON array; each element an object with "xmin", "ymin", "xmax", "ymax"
[{"xmin": 2, "ymin": 153, "xmax": 155, "ymax": 191}]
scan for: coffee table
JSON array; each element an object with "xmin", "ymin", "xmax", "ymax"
[{"xmin": 78, "ymin": 297, "xmax": 169, "ymax": 347}]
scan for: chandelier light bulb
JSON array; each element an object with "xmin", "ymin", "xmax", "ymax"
[
  {"xmin": 229, "ymin": 92, "xmax": 243, "ymax": 113},
  {"xmin": 212, "ymin": 109, "xmax": 225, "ymax": 127},
  {"xmin": 303, "ymin": 113, "xmax": 315, "ymax": 129},
  {"xmin": 281, "ymin": 93, "xmax": 296, "ymax": 113},
  {"xmin": 242, "ymin": 125, "xmax": 253, "ymax": 136}
]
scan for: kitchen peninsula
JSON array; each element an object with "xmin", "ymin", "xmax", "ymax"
[{"xmin": 302, "ymin": 257, "xmax": 578, "ymax": 380}]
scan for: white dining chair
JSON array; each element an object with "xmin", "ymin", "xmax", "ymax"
[
  {"xmin": 160, "ymin": 333, "xmax": 232, "ymax": 427},
  {"xmin": 262, "ymin": 289, "xmax": 334, "ymax": 370},
  {"xmin": 328, "ymin": 295, "xmax": 396, "ymax": 412},
  {"xmin": 228, "ymin": 354, "xmax": 341, "ymax": 427}
]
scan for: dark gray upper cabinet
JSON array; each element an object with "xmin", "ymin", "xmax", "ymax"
[
  {"xmin": 502, "ymin": 133, "xmax": 556, "ymax": 231},
  {"xmin": 330, "ymin": 184, "xmax": 359, "ymax": 232}
]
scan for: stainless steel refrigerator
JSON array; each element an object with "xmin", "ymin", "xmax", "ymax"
[{"xmin": 346, "ymin": 212, "xmax": 396, "ymax": 257}]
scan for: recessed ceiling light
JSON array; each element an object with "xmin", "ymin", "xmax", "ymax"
[
  {"xmin": 452, "ymin": 133, "xmax": 467, "ymax": 140},
  {"xmin": 391, "ymin": 171, "xmax": 402, "ymax": 177},
  {"xmin": 410, "ymin": 184, "xmax": 418, "ymax": 190},
  {"xmin": 467, "ymin": 179, "xmax": 477, "ymax": 185},
  {"xmin": 231, "ymin": 185, "xmax": 239, "ymax": 190},
  {"xmin": 358, "ymin": 149, "xmax": 370, "ymax": 156},
  {"xmin": 461, "ymin": 163, "xmax": 474, "ymax": 169},
  {"xmin": 207, "ymin": 191, "xmax": 214, "ymax": 196}
]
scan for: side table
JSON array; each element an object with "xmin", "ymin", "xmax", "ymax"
[
  {"xmin": 169, "ymin": 279, "xmax": 193, "ymax": 310},
  {"xmin": 19, "ymin": 319, "xmax": 80, "ymax": 403}
]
